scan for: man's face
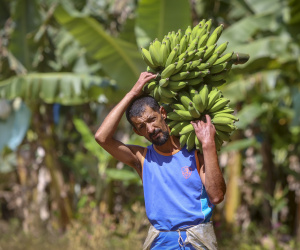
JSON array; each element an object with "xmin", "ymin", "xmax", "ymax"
[{"xmin": 131, "ymin": 105, "xmax": 169, "ymax": 146}]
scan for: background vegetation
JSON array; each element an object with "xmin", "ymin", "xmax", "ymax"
[{"xmin": 0, "ymin": 0, "xmax": 300, "ymax": 249}]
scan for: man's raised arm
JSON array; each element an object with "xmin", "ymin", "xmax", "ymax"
[{"xmin": 94, "ymin": 72, "xmax": 156, "ymax": 177}]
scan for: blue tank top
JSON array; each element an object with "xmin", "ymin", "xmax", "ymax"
[{"xmin": 142, "ymin": 145, "xmax": 214, "ymax": 231}]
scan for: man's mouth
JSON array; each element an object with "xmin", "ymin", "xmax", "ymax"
[{"xmin": 151, "ymin": 130, "xmax": 161, "ymax": 140}]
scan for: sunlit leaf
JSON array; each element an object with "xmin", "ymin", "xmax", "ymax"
[
  {"xmin": 221, "ymin": 137, "xmax": 259, "ymax": 152},
  {"xmin": 135, "ymin": 0, "xmax": 191, "ymax": 48},
  {"xmin": 54, "ymin": 5, "xmax": 144, "ymax": 93},
  {"xmin": 236, "ymin": 103, "xmax": 267, "ymax": 129},
  {"xmin": 0, "ymin": 73, "xmax": 115, "ymax": 105}
]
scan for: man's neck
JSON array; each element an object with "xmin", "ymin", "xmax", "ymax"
[{"xmin": 153, "ymin": 136, "xmax": 181, "ymax": 154}]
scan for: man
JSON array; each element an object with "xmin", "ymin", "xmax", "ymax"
[{"xmin": 95, "ymin": 72, "xmax": 226, "ymax": 250}]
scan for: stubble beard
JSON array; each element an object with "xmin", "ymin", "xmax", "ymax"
[{"xmin": 150, "ymin": 129, "xmax": 169, "ymax": 146}]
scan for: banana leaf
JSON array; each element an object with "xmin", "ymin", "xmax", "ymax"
[
  {"xmin": 135, "ymin": 0, "xmax": 191, "ymax": 48},
  {"xmin": 0, "ymin": 73, "xmax": 115, "ymax": 105},
  {"xmin": 54, "ymin": 5, "xmax": 145, "ymax": 93}
]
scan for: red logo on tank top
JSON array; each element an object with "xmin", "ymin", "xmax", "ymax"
[{"xmin": 181, "ymin": 166, "xmax": 192, "ymax": 179}]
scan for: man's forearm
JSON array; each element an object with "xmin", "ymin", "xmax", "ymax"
[{"xmin": 202, "ymin": 142, "xmax": 226, "ymax": 204}]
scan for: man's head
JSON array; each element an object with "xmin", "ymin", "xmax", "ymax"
[{"xmin": 126, "ymin": 95, "xmax": 169, "ymax": 146}]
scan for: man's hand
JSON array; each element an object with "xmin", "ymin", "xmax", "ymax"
[
  {"xmin": 130, "ymin": 72, "xmax": 157, "ymax": 97},
  {"xmin": 191, "ymin": 114, "xmax": 216, "ymax": 147}
]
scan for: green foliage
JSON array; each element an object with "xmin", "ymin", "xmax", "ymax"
[{"xmin": 136, "ymin": 0, "xmax": 192, "ymax": 47}]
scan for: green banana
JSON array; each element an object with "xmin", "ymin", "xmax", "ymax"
[
  {"xmin": 178, "ymin": 91, "xmax": 193, "ymax": 109},
  {"xmin": 160, "ymin": 42, "xmax": 169, "ymax": 66},
  {"xmin": 207, "ymin": 71, "xmax": 228, "ymax": 81},
  {"xmin": 195, "ymin": 136, "xmax": 202, "ymax": 152},
  {"xmin": 186, "ymin": 131, "xmax": 196, "ymax": 151},
  {"xmin": 186, "ymin": 37, "xmax": 199, "ymax": 52},
  {"xmin": 212, "ymin": 117, "xmax": 235, "ymax": 125},
  {"xmin": 193, "ymin": 49, "xmax": 206, "ymax": 60},
  {"xmin": 214, "ymin": 124, "xmax": 237, "ymax": 133},
  {"xmin": 159, "ymin": 86, "xmax": 177, "ymax": 98},
  {"xmin": 165, "ymin": 47, "xmax": 179, "ymax": 67},
  {"xmin": 192, "ymin": 93, "xmax": 205, "ymax": 113},
  {"xmin": 159, "ymin": 78, "xmax": 169, "ymax": 87},
  {"xmin": 167, "ymin": 120, "xmax": 178, "ymax": 128},
  {"xmin": 213, "ymin": 51, "xmax": 234, "ymax": 65},
  {"xmin": 167, "ymin": 112, "xmax": 186, "ymax": 121},
  {"xmin": 180, "ymin": 131, "xmax": 190, "ymax": 148},
  {"xmin": 179, "ymin": 123, "xmax": 194, "ymax": 135},
  {"xmin": 153, "ymin": 39, "xmax": 163, "ymax": 65},
  {"xmin": 203, "ymin": 44, "xmax": 217, "ymax": 61},
  {"xmin": 209, "ymin": 98, "xmax": 230, "ymax": 113},
  {"xmin": 211, "ymin": 107, "xmax": 235, "ymax": 115},
  {"xmin": 159, "ymin": 95, "xmax": 175, "ymax": 104},
  {"xmin": 207, "ymin": 89, "xmax": 221, "ymax": 110},
  {"xmin": 188, "ymin": 102, "xmax": 201, "ymax": 118},
  {"xmin": 161, "ymin": 63, "xmax": 177, "ymax": 78},
  {"xmin": 173, "ymin": 58, "xmax": 186, "ymax": 74},
  {"xmin": 215, "ymin": 41, "xmax": 229, "ymax": 55},
  {"xmin": 143, "ymin": 81, "xmax": 157, "ymax": 93},
  {"xmin": 172, "ymin": 103, "xmax": 188, "ymax": 111},
  {"xmin": 205, "ymin": 19, "xmax": 213, "ymax": 32},
  {"xmin": 197, "ymin": 33, "xmax": 210, "ymax": 49},
  {"xmin": 206, "ymin": 24, "xmax": 224, "ymax": 47},
  {"xmin": 167, "ymin": 80, "xmax": 187, "ymax": 91},
  {"xmin": 170, "ymin": 71, "xmax": 190, "ymax": 81},
  {"xmin": 209, "ymin": 62, "xmax": 228, "ymax": 74},
  {"xmin": 199, "ymin": 85, "xmax": 209, "ymax": 110},
  {"xmin": 186, "ymin": 49, "xmax": 198, "ymax": 62},
  {"xmin": 179, "ymin": 34, "xmax": 188, "ymax": 54},
  {"xmin": 153, "ymin": 85, "xmax": 160, "ymax": 101},
  {"xmin": 186, "ymin": 77, "xmax": 203, "ymax": 86},
  {"xmin": 185, "ymin": 71, "xmax": 202, "ymax": 80},
  {"xmin": 216, "ymin": 130, "xmax": 231, "ymax": 142},
  {"xmin": 206, "ymin": 52, "xmax": 220, "ymax": 65},
  {"xmin": 175, "ymin": 110, "xmax": 194, "ymax": 120},
  {"xmin": 149, "ymin": 42, "xmax": 161, "ymax": 67},
  {"xmin": 170, "ymin": 121, "xmax": 190, "ymax": 136},
  {"xmin": 212, "ymin": 113, "xmax": 239, "ymax": 121},
  {"xmin": 141, "ymin": 48, "xmax": 157, "ymax": 69},
  {"xmin": 196, "ymin": 63, "xmax": 211, "ymax": 71}
]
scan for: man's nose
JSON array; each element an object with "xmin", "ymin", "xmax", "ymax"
[{"xmin": 146, "ymin": 124, "xmax": 154, "ymax": 133}]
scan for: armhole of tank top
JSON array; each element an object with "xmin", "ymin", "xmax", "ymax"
[
  {"xmin": 141, "ymin": 147, "xmax": 148, "ymax": 179},
  {"xmin": 194, "ymin": 150, "xmax": 201, "ymax": 176}
]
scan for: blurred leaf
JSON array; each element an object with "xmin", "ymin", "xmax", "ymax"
[
  {"xmin": 220, "ymin": 14, "xmax": 276, "ymax": 46},
  {"xmin": 106, "ymin": 168, "xmax": 140, "ymax": 183},
  {"xmin": 54, "ymin": 5, "xmax": 144, "ymax": 93},
  {"xmin": 73, "ymin": 118, "xmax": 112, "ymax": 165},
  {"xmin": 135, "ymin": 0, "xmax": 191, "ymax": 48},
  {"xmin": 8, "ymin": 0, "xmax": 42, "ymax": 69},
  {"xmin": 291, "ymin": 87, "xmax": 300, "ymax": 126},
  {"xmin": 0, "ymin": 73, "xmax": 115, "ymax": 105},
  {"xmin": 221, "ymin": 137, "xmax": 259, "ymax": 152},
  {"xmin": 0, "ymin": 152, "xmax": 17, "ymax": 173},
  {"xmin": 0, "ymin": 101, "xmax": 31, "ymax": 151},
  {"xmin": 236, "ymin": 103, "xmax": 268, "ymax": 129}
]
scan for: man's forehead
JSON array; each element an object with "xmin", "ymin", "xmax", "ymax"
[{"xmin": 131, "ymin": 106, "xmax": 160, "ymax": 122}]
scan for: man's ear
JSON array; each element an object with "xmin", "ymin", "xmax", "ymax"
[
  {"xmin": 160, "ymin": 106, "xmax": 167, "ymax": 120},
  {"xmin": 133, "ymin": 127, "xmax": 142, "ymax": 136}
]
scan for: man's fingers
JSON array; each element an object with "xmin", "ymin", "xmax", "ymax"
[{"xmin": 205, "ymin": 114, "xmax": 212, "ymax": 124}]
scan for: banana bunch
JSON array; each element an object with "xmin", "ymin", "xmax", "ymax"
[
  {"xmin": 141, "ymin": 19, "xmax": 250, "ymax": 104},
  {"xmin": 166, "ymin": 85, "xmax": 238, "ymax": 152}
]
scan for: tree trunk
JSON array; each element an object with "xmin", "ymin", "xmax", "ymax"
[
  {"xmin": 225, "ymin": 150, "xmax": 242, "ymax": 230},
  {"xmin": 261, "ymin": 135, "xmax": 276, "ymax": 229},
  {"xmin": 32, "ymin": 103, "xmax": 72, "ymax": 230}
]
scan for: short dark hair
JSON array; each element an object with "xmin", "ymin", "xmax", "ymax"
[{"xmin": 126, "ymin": 95, "xmax": 160, "ymax": 128}]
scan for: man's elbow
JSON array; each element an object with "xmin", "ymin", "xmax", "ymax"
[
  {"xmin": 94, "ymin": 131, "xmax": 106, "ymax": 145},
  {"xmin": 210, "ymin": 194, "xmax": 225, "ymax": 205}
]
